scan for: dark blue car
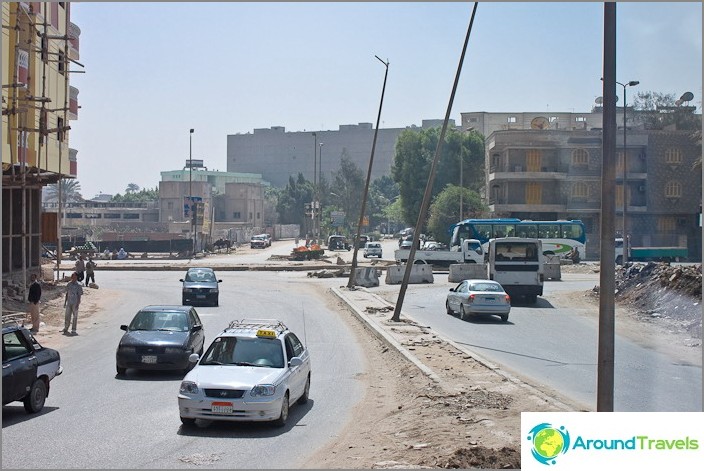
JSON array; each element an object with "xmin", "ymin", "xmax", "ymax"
[{"xmin": 116, "ymin": 305, "xmax": 205, "ymax": 376}]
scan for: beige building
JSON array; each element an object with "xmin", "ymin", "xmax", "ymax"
[{"xmin": 2, "ymin": 2, "xmax": 82, "ymax": 279}]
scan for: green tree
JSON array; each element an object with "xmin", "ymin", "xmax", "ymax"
[
  {"xmin": 126, "ymin": 183, "xmax": 140, "ymax": 194},
  {"xmin": 632, "ymin": 90, "xmax": 701, "ymax": 131},
  {"xmin": 426, "ymin": 185, "xmax": 487, "ymax": 245},
  {"xmin": 367, "ymin": 175, "xmax": 399, "ymax": 233},
  {"xmin": 391, "ymin": 127, "xmax": 484, "ymax": 229},
  {"xmin": 275, "ymin": 173, "xmax": 314, "ymax": 226},
  {"xmin": 111, "ymin": 187, "xmax": 159, "ymax": 203},
  {"xmin": 44, "ymin": 178, "xmax": 83, "ymax": 204},
  {"xmin": 332, "ymin": 150, "xmax": 365, "ymax": 232}
]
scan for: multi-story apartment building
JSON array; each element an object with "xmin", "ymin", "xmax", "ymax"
[
  {"xmin": 226, "ymin": 120, "xmax": 454, "ymax": 187},
  {"xmin": 483, "ymin": 126, "xmax": 701, "ymax": 261},
  {"xmin": 2, "ymin": 2, "xmax": 82, "ymax": 279}
]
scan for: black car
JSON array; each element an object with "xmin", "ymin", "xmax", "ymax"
[
  {"xmin": 180, "ymin": 267, "xmax": 222, "ymax": 306},
  {"xmin": 2, "ymin": 321, "xmax": 63, "ymax": 413},
  {"xmin": 115, "ymin": 305, "xmax": 205, "ymax": 376}
]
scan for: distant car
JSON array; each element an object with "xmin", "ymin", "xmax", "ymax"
[
  {"xmin": 250, "ymin": 234, "xmax": 268, "ymax": 249},
  {"xmin": 262, "ymin": 234, "xmax": 272, "ymax": 247},
  {"xmin": 446, "ymin": 279, "xmax": 511, "ymax": 322},
  {"xmin": 327, "ymin": 235, "xmax": 351, "ymax": 251},
  {"xmin": 2, "ymin": 322, "xmax": 63, "ymax": 413},
  {"xmin": 363, "ymin": 241, "xmax": 383, "ymax": 258},
  {"xmin": 115, "ymin": 305, "xmax": 205, "ymax": 376},
  {"xmin": 180, "ymin": 267, "xmax": 222, "ymax": 306},
  {"xmin": 178, "ymin": 318, "xmax": 311, "ymax": 428},
  {"xmin": 399, "ymin": 240, "xmax": 414, "ymax": 250}
]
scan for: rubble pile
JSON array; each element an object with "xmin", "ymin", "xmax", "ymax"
[{"xmin": 615, "ymin": 262, "xmax": 702, "ymax": 339}]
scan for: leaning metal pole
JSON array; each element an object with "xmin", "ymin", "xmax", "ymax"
[
  {"xmin": 391, "ymin": 2, "xmax": 478, "ymax": 322},
  {"xmin": 598, "ymin": 1, "xmax": 617, "ymax": 412},
  {"xmin": 347, "ymin": 56, "xmax": 390, "ymax": 289}
]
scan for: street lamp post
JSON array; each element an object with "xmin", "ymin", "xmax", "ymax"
[
  {"xmin": 312, "ymin": 132, "xmax": 317, "ymax": 242},
  {"xmin": 617, "ymin": 80, "xmax": 639, "ymax": 264},
  {"xmin": 318, "ymin": 142, "xmax": 324, "ymax": 243},
  {"xmin": 189, "ymin": 128, "xmax": 194, "ymax": 255}
]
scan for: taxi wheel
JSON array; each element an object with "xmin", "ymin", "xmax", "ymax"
[
  {"xmin": 460, "ymin": 304, "xmax": 469, "ymax": 321},
  {"xmin": 500, "ymin": 314, "xmax": 509, "ymax": 322},
  {"xmin": 23, "ymin": 379, "xmax": 47, "ymax": 413},
  {"xmin": 297, "ymin": 375, "xmax": 310, "ymax": 405},
  {"xmin": 273, "ymin": 392, "xmax": 289, "ymax": 427},
  {"xmin": 445, "ymin": 301, "xmax": 453, "ymax": 315},
  {"xmin": 180, "ymin": 417, "xmax": 196, "ymax": 427}
]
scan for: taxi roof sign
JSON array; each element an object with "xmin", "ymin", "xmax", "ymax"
[{"xmin": 256, "ymin": 329, "xmax": 277, "ymax": 338}]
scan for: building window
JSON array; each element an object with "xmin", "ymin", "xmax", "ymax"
[
  {"xmin": 664, "ymin": 180, "xmax": 682, "ymax": 198},
  {"xmin": 657, "ymin": 216, "xmax": 677, "ymax": 232},
  {"xmin": 233, "ymin": 212, "xmax": 241, "ymax": 219},
  {"xmin": 575, "ymin": 116, "xmax": 586, "ymax": 122},
  {"xmin": 103, "ymin": 214, "xmax": 120, "ymax": 219},
  {"xmin": 571, "ymin": 148, "xmax": 588, "ymax": 166},
  {"xmin": 507, "ymin": 116, "xmax": 517, "ymax": 123},
  {"xmin": 167, "ymin": 202, "xmax": 173, "ymax": 210},
  {"xmin": 665, "ymin": 148, "xmax": 683, "ymax": 165},
  {"xmin": 57, "ymin": 117, "xmax": 64, "ymax": 141},
  {"xmin": 469, "ymin": 117, "xmax": 478, "ymax": 123},
  {"xmin": 58, "ymin": 50, "xmax": 65, "ymax": 75},
  {"xmin": 549, "ymin": 116, "xmax": 558, "ymax": 123},
  {"xmin": 572, "ymin": 182, "xmax": 589, "ymax": 198},
  {"xmin": 122, "ymin": 214, "xmax": 139, "ymax": 219},
  {"xmin": 616, "ymin": 151, "xmax": 624, "ymax": 175},
  {"xmin": 256, "ymin": 212, "xmax": 261, "ymax": 220},
  {"xmin": 525, "ymin": 183, "xmax": 542, "ymax": 204}
]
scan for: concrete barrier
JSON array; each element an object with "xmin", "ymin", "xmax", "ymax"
[
  {"xmin": 385, "ymin": 262, "xmax": 434, "ymax": 285},
  {"xmin": 353, "ymin": 267, "xmax": 380, "ymax": 287},
  {"xmin": 448, "ymin": 263, "xmax": 488, "ymax": 283},
  {"xmin": 543, "ymin": 254, "xmax": 561, "ymax": 280}
]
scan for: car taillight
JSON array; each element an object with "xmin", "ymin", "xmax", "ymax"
[
  {"xmin": 505, "ymin": 294, "xmax": 511, "ymax": 304},
  {"xmin": 468, "ymin": 294, "xmax": 475, "ymax": 303}
]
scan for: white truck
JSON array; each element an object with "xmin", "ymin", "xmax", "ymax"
[
  {"xmin": 488, "ymin": 237, "xmax": 544, "ymax": 304},
  {"xmin": 394, "ymin": 238, "xmax": 484, "ymax": 267}
]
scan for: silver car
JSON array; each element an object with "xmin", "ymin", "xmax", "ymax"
[
  {"xmin": 178, "ymin": 319, "xmax": 311, "ymax": 428},
  {"xmin": 446, "ymin": 279, "xmax": 511, "ymax": 322}
]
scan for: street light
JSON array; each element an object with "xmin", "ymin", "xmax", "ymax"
[
  {"xmin": 312, "ymin": 132, "xmax": 317, "ymax": 242},
  {"xmin": 189, "ymin": 128, "xmax": 194, "ymax": 255},
  {"xmin": 318, "ymin": 142, "xmax": 324, "ymax": 242},
  {"xmin": 617, "ymin": 79, "xmax": 639, "ymax": 264}
]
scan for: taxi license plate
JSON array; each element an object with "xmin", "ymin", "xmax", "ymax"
[
  {"xmin": 141, "ymin": 355, "xmax": 157, "ymax": 364},
  {"xmin": 211, "ymin": 402, "xmax": 233, "ymax": 414},
  {"xmin": 484, "ymin": 297, "xmax": 495, "ymax": 302},
  {"xmin": 196, "ymin": 294, "xmax": 206, "ymax": 299}
]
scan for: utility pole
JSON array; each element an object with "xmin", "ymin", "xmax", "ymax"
[
  {"xmin": 347, "ymin": 55, "xmax": 390, "ymax": 288},
  {"xmin": 189, "ymin": 128, "xmax": 194, "ymax": 256}
]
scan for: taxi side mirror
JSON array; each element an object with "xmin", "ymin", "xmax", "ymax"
[
  {"xmin": 289, "ymin": 357, "xmax": 303, "ymax": 367},
  {"xmin": 188, "ymin": 353, "xmax": 199, "ymax": 363},
  {"xmin": 120, "ymin": 325, "xmax": 128, "ymax": 331}
]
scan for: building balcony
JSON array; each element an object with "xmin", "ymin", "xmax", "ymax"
[
  {"xmin": 69, "ymin": 148, "xmax": 78, "ymax": 177},
  {"xmin": 69, "ymin": 86, "xmax": 79, "ymax": 120},
  {"xmin": 68, "ymin": 22, "xmax": 81, "ymax": 60},
  {"xmin": 489, "ymin": 201, "xmax": 566, "ymax": 213},
  {"xmin": 489, "ymin": 170, "xmax": 567, "ymax": 182}
]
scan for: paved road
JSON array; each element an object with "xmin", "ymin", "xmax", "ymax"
[{"xmin": 1, "ymin": 269, "xmax": 368, "ymax": 469}]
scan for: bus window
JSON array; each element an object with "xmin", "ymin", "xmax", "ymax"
[
  {"xmin": 563, "ymin": 224, "xmax": 583, "ymax": 239},
  {"xmin": 494, "ymin": 224, "xmax": 515, "ymax": 238},
  {"xmin": 474, "ymin": 224, "xmax": 492, "ymax": 241},
  {"xmin": 538, "ymin": 224, "xmax": 560, "ymax": 238},
  {"xmin": 516, "ymin": 224, "xmax": 537, "ymax": 238}
]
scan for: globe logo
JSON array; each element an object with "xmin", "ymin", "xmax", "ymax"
[{"xmin": 527, "ymin": 423, "xmax": 571, "ymax": 465}]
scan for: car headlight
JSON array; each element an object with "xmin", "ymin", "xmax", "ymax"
[
  {"xmin": 250, "ymin": 384, "xmax": 276, "ymax": 397},
  {"xmin": 119, "ymin": 346, "xmax": 136, "ymax": 353},
  {"xmin": 209, "ymin": 288, "xmax": 219, "ymax": 293},
  {"xmin": 180, "ymin": 381, "xmax": 199, "ymax": 394},
  {"xmin": 183, "ymin": 288, "xmax": 194, "ymax": 293},
  {"xmin": 165, "ymin": 347, "xmax": 184, "ymax": 354}
]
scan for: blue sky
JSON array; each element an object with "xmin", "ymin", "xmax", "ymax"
[{"xmin": 69, "ymin": 2, "xmax": 702, "ymax": 199}]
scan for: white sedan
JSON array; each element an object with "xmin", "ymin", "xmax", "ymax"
[
  {"xmin": 178, "ymin": 319, "xmax": 311, "ymax": 428},
  {"xmin": 446, "ymin": 279, "xmax": 511, "ymax": 322}
]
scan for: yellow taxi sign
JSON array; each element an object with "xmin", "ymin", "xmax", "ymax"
[{"xmin": 256, "ymin": 329, "xmax": 277, "ymax": 338}]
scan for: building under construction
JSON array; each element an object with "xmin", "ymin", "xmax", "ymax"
[{"xmin": 2, "ymin": 2, "xmax": 82, "ymax": 283}]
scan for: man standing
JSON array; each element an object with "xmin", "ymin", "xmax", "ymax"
[
  {"xmin": 63, "ymin": 272, "xmax": 83, "ymax": 335},
  {"xmin": 27, "ymin": 273, "xmax": 42, "ymax": 333},
  {"xmin": 85, "ymin": 257, "xmax": 96, "ymax": 286},
  {"xmin": 75, "ymin": 255, "xmax": 85, "ymax": 283}
]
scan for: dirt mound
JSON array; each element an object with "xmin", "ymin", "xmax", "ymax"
[{"xmin": 432, "ymin": 446, "xmax": 520, "ymax": 469}]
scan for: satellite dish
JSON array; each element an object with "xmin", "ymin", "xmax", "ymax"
[
  {"xmin": 680, "ymin": 91, "xmax": 694, "ymax": 102},
  {"xmin": 595, "ymin": 96, "xmax": 603, "ymax": 105},
  {"xmin": 530, "ymin": 117, "xmax": 549, "ymax": 130}
]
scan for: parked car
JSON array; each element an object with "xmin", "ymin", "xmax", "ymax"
[
  {"xmin": 446, "ymin": 279, "xmax": 511, "ymax": 322},
  {"xmin": 250, "ymin": 234, "xmax": 268, "ymax": 249},
  {"xmin": 363, "ymin": 241, "xmax": 383, "ymax": 258},
  {"xmin": 116, "ymin": 305, "xmax": 205, "ymax": 376},
  {"xmin": 261, "ymin": 233, "xmax": 272, "ymax": 247},
  {"xmin": 327, "ymin": 235, "xmax": 351, "ymax": 251},
  {"xmin": 180, "ymin": 267, "xmax": 221, "ymax": 306},
  {"xmin": 398, "ymin": 239, "xmax": 414, "ymax": 250},
  {"xmin": 2, "ymin": 321, "xmax": 63, "ymax": 413},
  {"xmin": 178, "ymin": 318, "xmax": 311, "ymax": 428}
]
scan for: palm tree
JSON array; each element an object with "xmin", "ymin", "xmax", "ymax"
[
  {"xmin": 44, "ymin": 178, "xmax": 83, "ymax": 205},
  {"xmin": 126, "ymin": 183, "xmax": 140, "ymax": 194}
]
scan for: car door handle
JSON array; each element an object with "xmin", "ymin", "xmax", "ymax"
[{"xmin": 2, "ymin": 364, "xmax": 10, "ymax": 369}]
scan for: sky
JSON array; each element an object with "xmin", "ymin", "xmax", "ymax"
[{"xmin": 68, "ymin": 2, "xmax": 703, "ymax": 199}]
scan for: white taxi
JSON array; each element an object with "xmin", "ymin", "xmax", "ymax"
[{"xmin": 178, "ymin": 319, "xmax": 311, "ymax": 428}]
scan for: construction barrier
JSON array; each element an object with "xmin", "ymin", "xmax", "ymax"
[
  {"xmin": 544, "ymin": 254, "xmax": 562, "ymax": 280},
  {"xmin": 448, "ymin": 263, "xmax": 488, "ymax": 283},
  {"xmin": 353, "ymin": 267, "xmax": 380, "ymax": 288},
  {"xmin": 385, "ymin": 262, "xmax": 434, "ymax": 285}
]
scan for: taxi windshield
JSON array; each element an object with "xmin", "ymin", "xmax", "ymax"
[{"xmin": 201, "ymin": 337, "xmax": 284, "ymax": 368}]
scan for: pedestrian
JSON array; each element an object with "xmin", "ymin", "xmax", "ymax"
[
  {"xmin": 63, "ymin": 272, "xmax": 83, "ymax": 335},
  {"xmin": 75, "ymin": 254, "xmax": 85, "ymax": 282},
  {"xmin": 27, "ymin": 273, "xmax": 42, "ymax": 333},
  {"xmin": 85, "ymin": 257, "xmax": 96, "ymax": 286}
]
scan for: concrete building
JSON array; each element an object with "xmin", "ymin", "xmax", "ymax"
[
  {"xmin": 226, "ymin": 120, "xmax": 455, "ymax": 187},
  {"xmin": 2, "ymin": 2, "xmax": 82, "ymax": 279}
]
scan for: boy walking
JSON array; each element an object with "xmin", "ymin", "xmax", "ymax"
[{"xmin": 63, "ymin": 272, "xmax": 83, "ymax": 335}]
